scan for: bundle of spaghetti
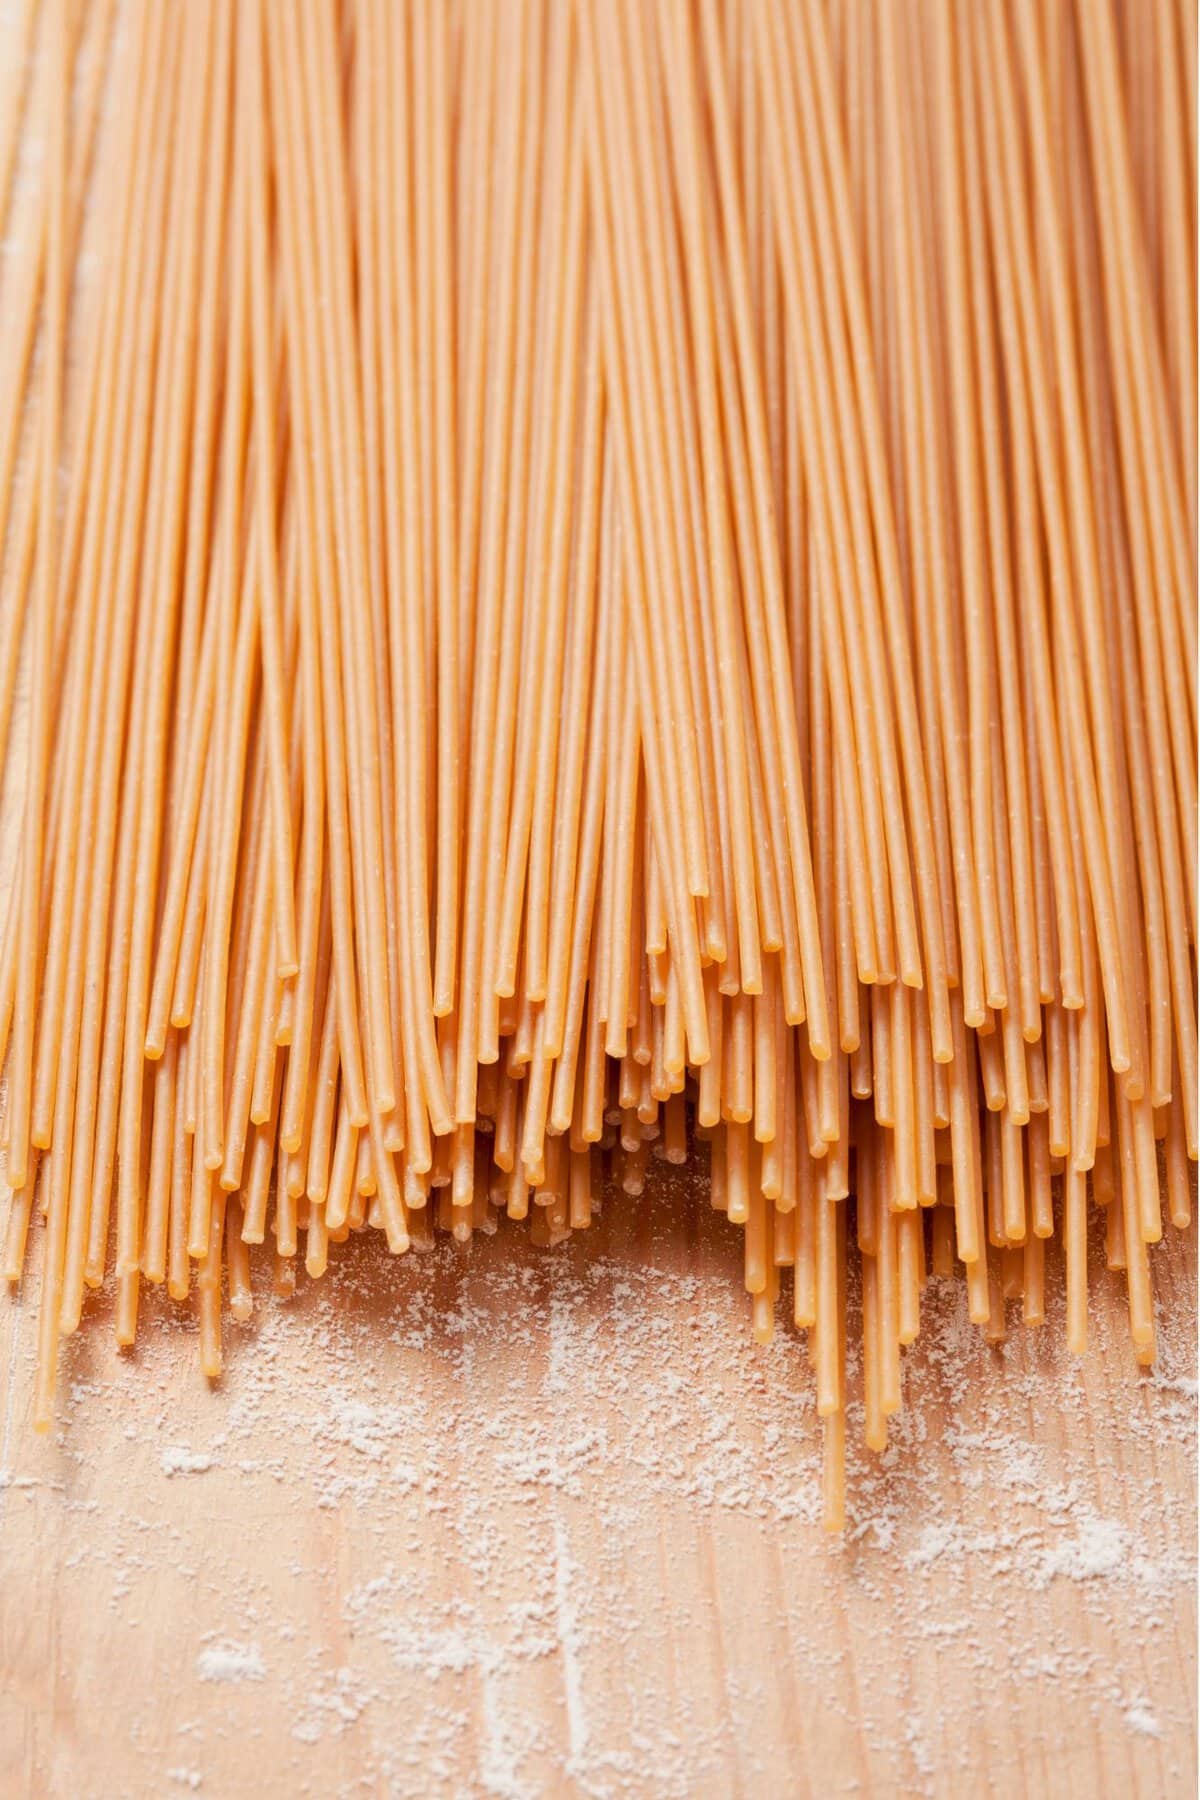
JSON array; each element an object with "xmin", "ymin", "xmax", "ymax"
[{"xmin": 0, "ymin": 0, "xmax": 1194, "ymax": 1528}]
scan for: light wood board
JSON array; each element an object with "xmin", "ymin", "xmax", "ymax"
[{"xmin": 0, "ymin": 1169, "xmax": 1195, "ymax": 1798}]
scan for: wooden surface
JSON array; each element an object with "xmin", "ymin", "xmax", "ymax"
[{"xmin": 0, "ymin": 1169, "xmax": 1195, "ymax": 1798}]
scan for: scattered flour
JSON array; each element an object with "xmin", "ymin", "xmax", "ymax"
[
  {"xmin": 161, "ymin": 1446, "xmax": 215, "ymax": 1478},
  {"xmin": 195, "ymin": 1641, "xmax": 266, "ymax": 1685},
  {"xmin": 1, "ymin": 1165, "xmax": 1194, "ymax": 1798},
  {"xmin": 1125, "ymin": 1703, "xmax": 1165, "ymax": 1740}
]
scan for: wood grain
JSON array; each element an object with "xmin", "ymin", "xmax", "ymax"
[{"xmin": 0, "ymin": 1165, "xmax": 1195, "ymax": 1798}]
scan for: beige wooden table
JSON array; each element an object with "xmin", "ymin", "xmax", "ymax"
[{"xmin": 0, "ymin": 1167, "xmax": 1195, "ymax": 1798}]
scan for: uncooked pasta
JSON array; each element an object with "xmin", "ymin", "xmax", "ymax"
[{"xmin": 0, "ymin": 0, "xmax": 1194, "ymax": 1528}]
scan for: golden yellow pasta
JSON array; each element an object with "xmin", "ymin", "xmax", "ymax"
[{"xmin": 0, "ymin": 0, "xmax": 1193, "ymax": 1529}]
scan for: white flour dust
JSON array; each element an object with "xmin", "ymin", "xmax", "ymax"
[{"xmin": 1, "ymin": 1170, "xmax": 1195, "ymax": 1798}]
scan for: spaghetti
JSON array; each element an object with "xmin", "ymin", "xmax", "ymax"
[{"xmin": 0, "ymin": 0, "xmax": 1194, "ymax": 1529}]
